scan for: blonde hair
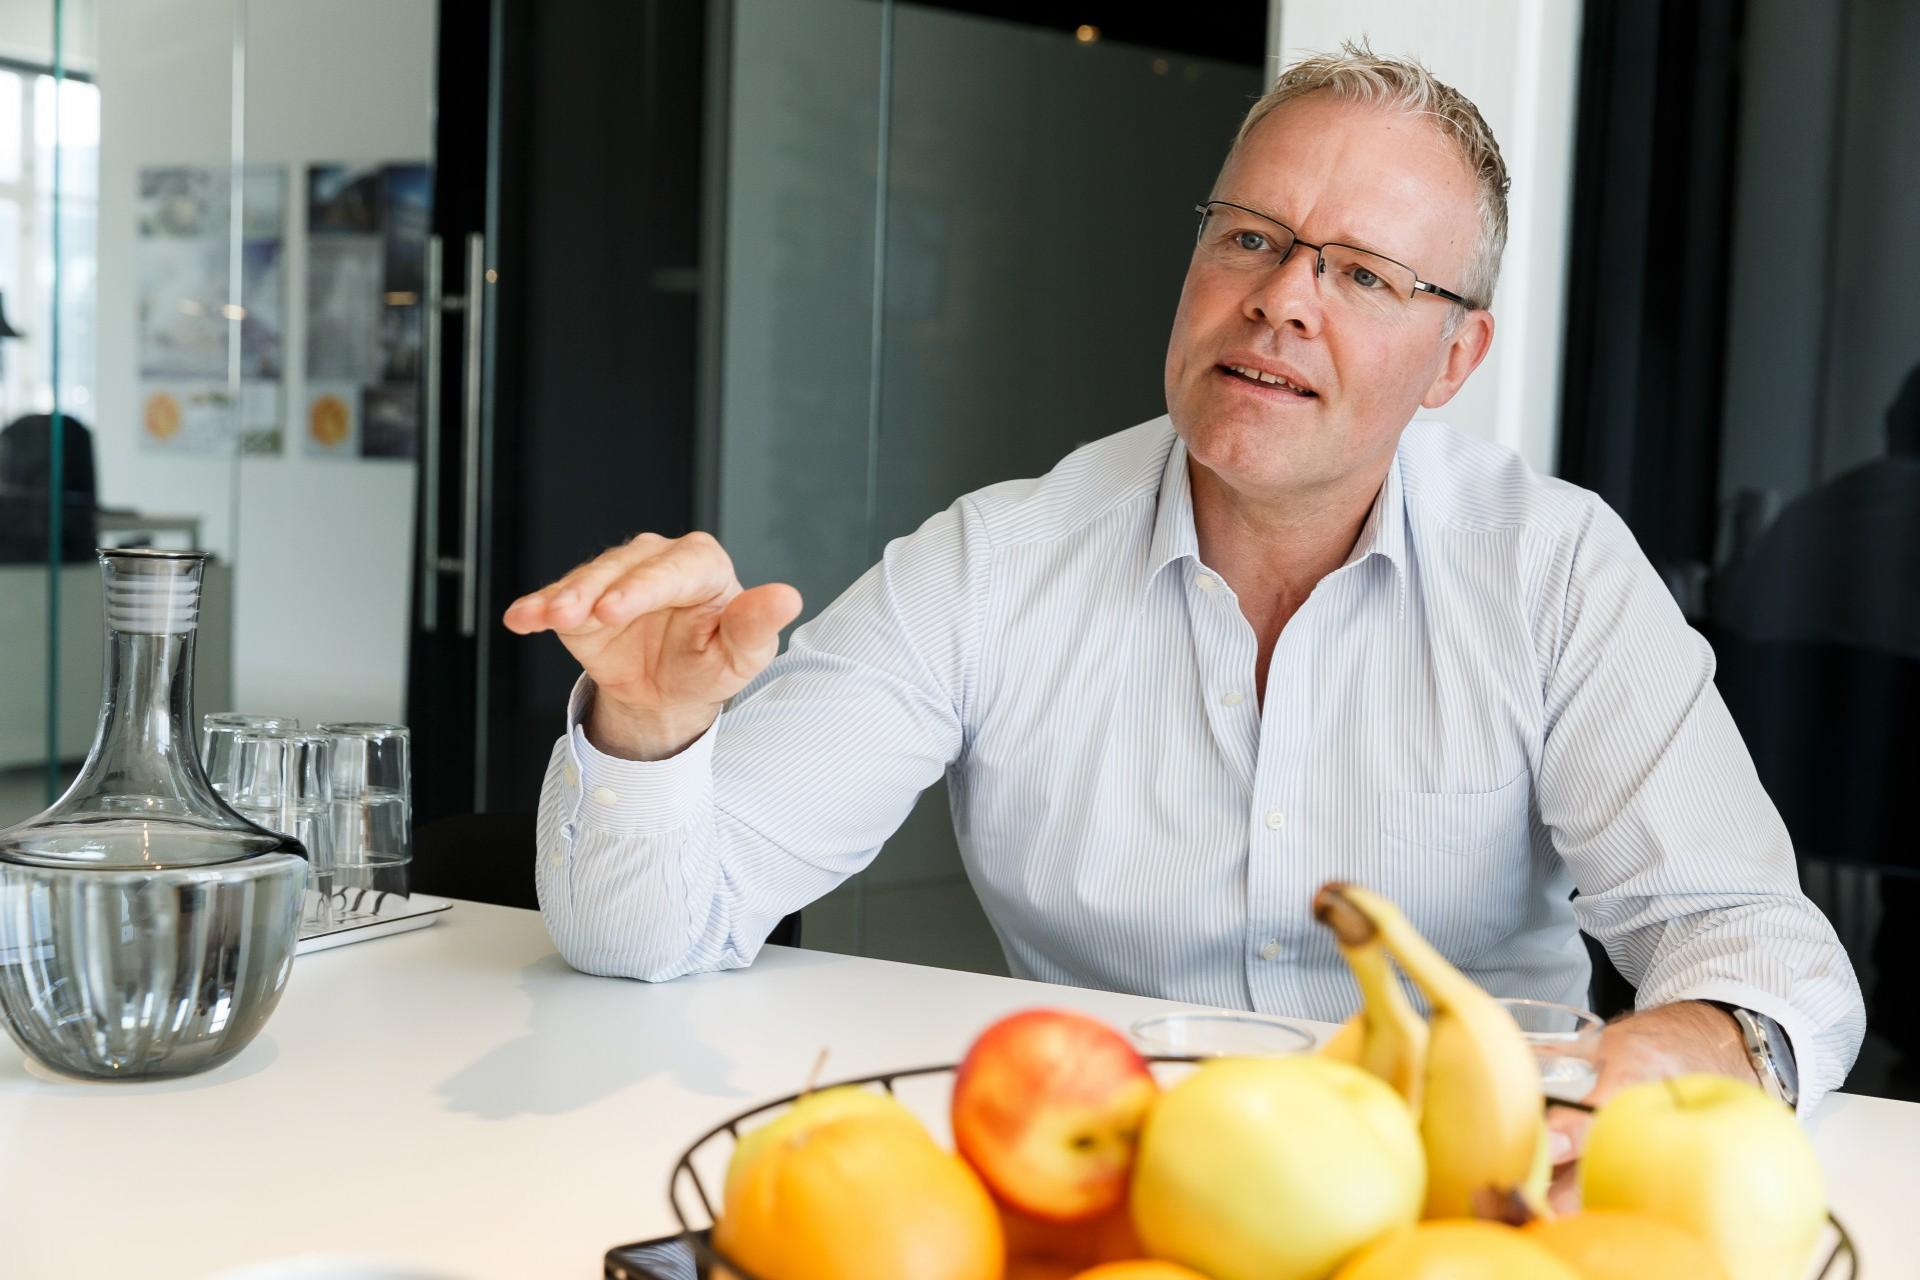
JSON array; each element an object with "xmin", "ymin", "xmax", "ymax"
[{"xmin": 1227, "ymin": 40, "xmax": 1509, "ymax": 315}]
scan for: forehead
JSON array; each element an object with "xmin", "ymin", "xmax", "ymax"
[{"xmin": 1217, "ymin": 92, "xmax": 1478, "ymax": 267}]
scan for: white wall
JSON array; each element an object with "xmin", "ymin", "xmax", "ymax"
[
  {"xmin": 1268, "ymin": 0, "xmax": 1582, "ymax": 476},
  {"xmin": 94, "ymin": 0, "xmax": 431, "ymax": 724}
]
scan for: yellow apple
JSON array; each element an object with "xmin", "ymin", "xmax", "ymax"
[
  {"xmin": 1130, "ymin": 1056, "xmax": 1423, "ymax": 1280},
  {"xmin": 1580, "ymin": 1073, "xmax": 1825, "ymax": 1280}
]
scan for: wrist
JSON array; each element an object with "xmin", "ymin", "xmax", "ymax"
[
  {"xmin": 1614, "ymin": 1000, "xmax": 1758, "ymax": 1084},
  {"xmin": 585, "ymin": 688, "xmax": 720, "ymax": 761}
]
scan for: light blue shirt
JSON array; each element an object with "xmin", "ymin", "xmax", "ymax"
[{"xmin": 535, "ymin": 417, "xmax": 1864, "ymax": 1106}]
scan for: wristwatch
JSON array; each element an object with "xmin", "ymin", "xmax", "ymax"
[{"xmin": 1709, "ymin": 1001, "xmax": 1800, "ymax": 1108}]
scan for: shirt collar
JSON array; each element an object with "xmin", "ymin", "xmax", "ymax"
[
  {"xmin": 1143, "ymin": 428, "xmax": 1411, "ymax": 616},
  {"xmin": 1144, "ymin": 431, "xmax": 1200, "ymax": 590},
  {"xmin": 1346, "ymin": 445, "xmax": 1411, "ymax": 618}
]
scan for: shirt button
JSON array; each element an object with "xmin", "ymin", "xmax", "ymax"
[
  {"xmin": 1221, "ymin": 691, "xmax": 1245, "ymax": 707},
  {"xmin": 1259, "ymin": 941, "xmax": 1282, "ymax": 961},
  {"xmin": 1195, "ymin": 573, "xmax": 1218, "ymax": 592},
  {"xmin": 564, "ymin": 764, "xmax": 579, "ymax": 787},
  {"xmin": 1264, "ymin": 809, "xmax": 1286, "ymax": 830},
  {"xmin": 590, "ymin": 786, "xmax": 618, "ymax": 805}
]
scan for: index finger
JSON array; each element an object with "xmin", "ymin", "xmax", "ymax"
[
  {"xmin": 502, "ymin": 533, "xmax": 672, "ymax": 634},
  {"xmin": 590, "ymin": 534, "xmax": 739, "ymax": 630}
]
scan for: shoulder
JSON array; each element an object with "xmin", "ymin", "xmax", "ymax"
[
  {"xmin": 957, "ymin": 417, "xmax": 1175, "ymax": 549},
  {"xmin": 1397, "ymin": 419, "xmax": 1603, "ymax": 541}
]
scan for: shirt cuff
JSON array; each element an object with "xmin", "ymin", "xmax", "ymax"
[{"xmin": 564, "ymin": 674, "xmax": 718, "ymax": 832}]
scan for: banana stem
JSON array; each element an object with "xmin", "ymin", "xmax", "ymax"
[{"xmin": 1313, "ymin": 883, "xmax": 1378, "ymax": 947}]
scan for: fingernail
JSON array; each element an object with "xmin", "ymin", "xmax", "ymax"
[{"xmin": 1548, "ymin": 1131, "xmax": 1574, "ymax": 1164}]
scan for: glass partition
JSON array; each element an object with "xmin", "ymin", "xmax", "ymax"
[
  {"xmin": 712, "ymin": 1, "xmax": 1265, "ymax": 968},
  {"xmin": 0, "ymin": 0, "xmax": 432, "ymax": 828}
]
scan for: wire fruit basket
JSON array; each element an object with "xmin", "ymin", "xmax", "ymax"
[{"xmin": 604, "ymin": 1060, "xmax": 1861, "ymax": 1280}]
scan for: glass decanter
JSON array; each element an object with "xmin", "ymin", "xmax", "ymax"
[{"xmin": 0, "ymin": 549, "xmax": 308, "ymax": 1079}]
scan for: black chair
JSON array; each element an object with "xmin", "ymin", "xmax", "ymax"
[
  {"xmin": 410, "ymin": 810, "xmax": 800, "ymax": 947},
  {"xmin": 0, "ymin": 413, "xmax": 97, "ymax": 562}
]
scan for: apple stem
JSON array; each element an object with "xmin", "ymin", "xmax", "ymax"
[
  {"xmin": 1470, "ymin": 1186, "xmax": 1539, "ymax": 1227},
  {"xmin": 802, "ymin": 1046, "xmax": 829, "ymax": 1097}
]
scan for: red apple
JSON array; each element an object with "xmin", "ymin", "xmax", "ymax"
[{"xmin": 952, "ymin": 1008, "xmax": 1158, "ymax": 1221}]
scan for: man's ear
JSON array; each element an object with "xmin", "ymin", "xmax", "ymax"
[{"xmin": 1421, "ymin": 308, "xmax": 1496, "ymax": 409}]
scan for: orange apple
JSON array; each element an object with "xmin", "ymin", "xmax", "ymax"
[{"xmin": 953, "ymin": 1008, "xmax": 1159, "ymax": 1221}]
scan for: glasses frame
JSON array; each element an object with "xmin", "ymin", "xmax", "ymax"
[{"xmin": 1193, "ymin": 199, "xmax": 1479, "ymax": 311}]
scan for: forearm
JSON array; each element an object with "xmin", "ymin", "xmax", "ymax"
[
  {"xmin": 1602, "ymin": 999, "xmax": 1755, "ymax": 1083},
  {"xmin": 1594, "ymin": 897, "xmax": 1864, "ymax": 1110},
  {"xmin": 534, "ymin": 733, "xmax": 735, "ymax": 981}
]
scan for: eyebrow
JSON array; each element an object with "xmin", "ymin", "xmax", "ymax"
[{"xmin": 1213, "ymin": 196, "xmax": 1407, "ymax": 264}]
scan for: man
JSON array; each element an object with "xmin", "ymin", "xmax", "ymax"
[{"xmin": 504, "ymin": 45, "xmax": 1863, "ymax": 1199}]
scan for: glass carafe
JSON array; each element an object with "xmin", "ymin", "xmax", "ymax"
[{"xmin": 0, "ymin": 549, "xmax": 308, "ymax": 1079}]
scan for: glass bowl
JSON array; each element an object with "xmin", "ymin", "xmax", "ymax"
[{"xmin": 1128, "ymin": 1011, "xmax": 1317, "ymax": 1058}]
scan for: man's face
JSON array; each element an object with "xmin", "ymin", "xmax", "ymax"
[{"xmin": 1164, "ymin": 92, "xmax": 1492, "ymax": 505}]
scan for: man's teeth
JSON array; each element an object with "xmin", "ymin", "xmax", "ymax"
[{"xmin": 1226, "ymin": 364, "xmax": 1312, "ymax": 394}]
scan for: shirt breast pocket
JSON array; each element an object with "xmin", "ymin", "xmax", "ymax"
[{"xmin": 1375, "ymin": 771, "xmax": 1534, "ymax": 964}]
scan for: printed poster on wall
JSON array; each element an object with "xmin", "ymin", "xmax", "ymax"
[
  {"xmin": 304, "ymin": 162, "xmax": 428, "ymax": 461},
  {"xmin": 135, "ymin": 165, "xmax": 286, "ymax": 455}
]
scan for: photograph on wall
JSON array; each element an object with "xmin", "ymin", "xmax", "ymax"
[
  {"xmin": 302, "ymin": 381, "xmax": 360, "ymax": 459},
  {"xmin": 137, "ymin": 165, "xmax": 286, "ymax": 454},
  {"xmin": 306, "ymin": 161, "xmax": 428, "ymax": 461},
  {"xmin": 306, "ymin": 235, "xmax": 383, "ymax": 382}
]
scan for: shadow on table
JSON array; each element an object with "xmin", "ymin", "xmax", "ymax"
[{"xmin": 433, "ymin": 954, "xmax": 773, "ymax": 1119}]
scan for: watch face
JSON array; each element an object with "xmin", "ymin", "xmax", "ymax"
[
  {"xmin": 1741, "ymin": 1008, "xmax": 1799, "ymax": 1106},
  {"xmin": 1767, "ymin": 1019, "xmax": 1801, "ymax": 1103}
]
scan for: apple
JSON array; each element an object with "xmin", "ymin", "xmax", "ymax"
[
  {"xmin": 1580, "ymin": 1073, "xmax": 1826, "ymax": 1280},
  {"xmin": 725, "ymin": 1084, "xmax": 926, "ymax": 1205},
  {"xmin": 1525, "ymin": 1209, "xmax": 1729, "ymax": 1279},
  {"xmin": 1332, "ymin": 1222, "xmax": 1580, "ymax": 1279},
  {"xmin": 1130, "ymin": 1056, "xmax": 1424, "ymax": 1280},
  {"xmin": 952, "ymin": 1008, "xmax": 1159, "ymax": 1221},
  {"xmin": 716, "ymin": 1110, "xmax": 1003, "ymax": 1280},
  {"xmin": 1000, "ymin": 1195, "xmax": 1145, "ymax": 1270}
]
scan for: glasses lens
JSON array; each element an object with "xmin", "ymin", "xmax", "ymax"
[
  {"xmin": 1319, "ymin": 244, "xmax": 1418, "ymax": 309},
  {"xmin": 1195, "ymin": 203, "xmax": 1294, "ymax": 267}
]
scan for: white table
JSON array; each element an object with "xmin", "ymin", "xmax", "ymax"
[{"xmin": 0, "ymin": 901, "xmax": 1910, "ymax": 1277}]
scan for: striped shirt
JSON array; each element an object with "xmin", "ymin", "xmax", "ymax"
[{"xmin": 535, "ymin": 416, "xmax": 1864, "ymax": 1107}]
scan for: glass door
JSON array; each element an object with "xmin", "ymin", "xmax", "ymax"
[
  {"xmin": 1, "ymin": 0, "xmax": 436, "ymax": 835},
  {"xmin": 0, "ymin": 0, "xmax": 231, "ymax": 826}
]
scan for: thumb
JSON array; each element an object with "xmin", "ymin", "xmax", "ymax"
[
  {"xmin": 1544, "ymin": 1102, "xmax": 1591, "ymax": 1167},
  {"xmin": 717, "ymin": 582, "xmax": 803, "ymax": 675}
]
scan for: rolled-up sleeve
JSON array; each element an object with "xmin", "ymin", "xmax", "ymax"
[{"xmin": 1534, "ymin": 500, "xmax": 1865, "ymax": 1109}]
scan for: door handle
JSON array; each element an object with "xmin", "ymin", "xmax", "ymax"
[
  {"xmin": 458, "ymin": 231, "xmax": 485, "ymax": 637},
  {"xmin": 419, "ymin": 235, "xmax": 444, "ymax": 631}
]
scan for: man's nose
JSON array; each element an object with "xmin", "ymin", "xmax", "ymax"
[{"xmin": 1242, "ymin": 243, "xmax": 1324, "ymax": 335}]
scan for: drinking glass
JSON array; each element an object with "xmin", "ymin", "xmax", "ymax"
[
  {"xmin": 318, "ymin": 722, "xmax": 411, "ymax": 903},
  {"xmin": 1129, "ymin": 1011, "xmax": 1316, "ymax": 1059},
  {"xmin": 200, "ymin": 712, "xmax": 298, "ymax": 798},
  {"xmin": 231, "ymin": 730, "xmax": 337, "ymax": 931},
  {"xmin": 1494, "ymin": 997, "xmax": 1605, "ymax": 1102}
]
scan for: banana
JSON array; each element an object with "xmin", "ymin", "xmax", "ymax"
[
  {"xmin": 1317, "ymin": 1013, "xmax": 1364, "ymax": 1064},
  {"xmin": 1313, "ymin": 881, "xmax": 1544, "ymax": 1220},
  {"xmin": 1313, "ymin": 927, "xmax": 1428, "ymax": 1116}
]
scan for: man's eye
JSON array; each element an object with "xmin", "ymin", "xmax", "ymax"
[
  {"xmin": 1231, "ymin": 230, "xmax": 1270, "ymax": 252},
  {"xmin": 1349, "ymin": 265, "xmax": 1385, "ymax": 289}
]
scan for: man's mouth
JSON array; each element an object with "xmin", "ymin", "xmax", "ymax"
[{"xmin": 1220, "ymin": 363, "xmax": 1317, "ymax": 397}]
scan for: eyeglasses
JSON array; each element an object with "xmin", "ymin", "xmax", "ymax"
[{"xmin": 1192, "ymin": 200, "xmax": 1478, "ymax": 316}]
